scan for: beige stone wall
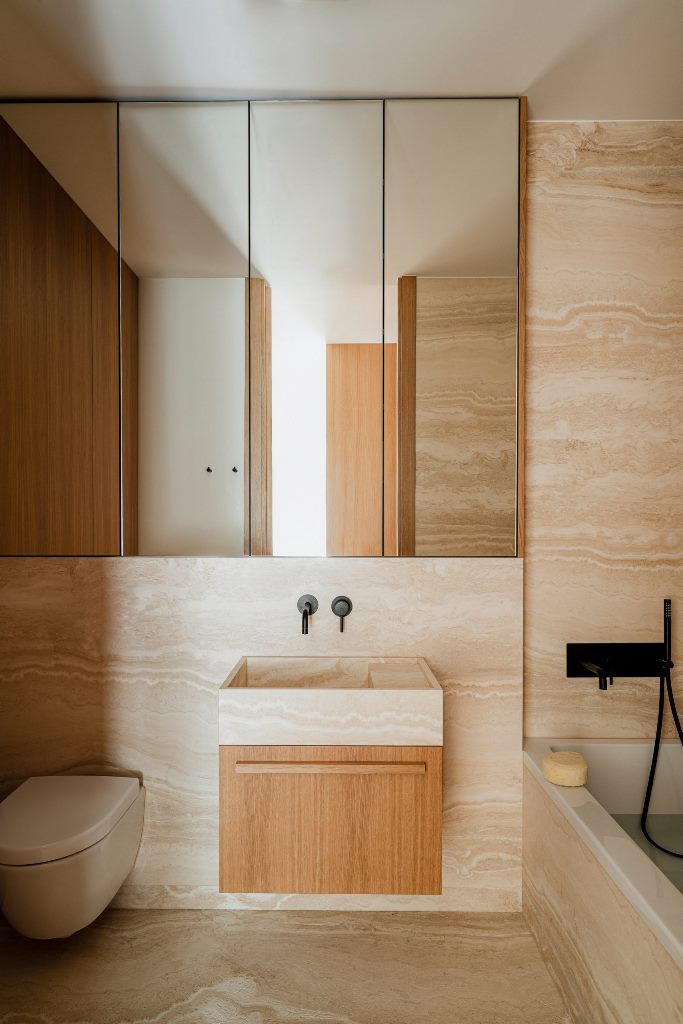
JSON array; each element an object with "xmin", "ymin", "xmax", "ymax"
[
  {"xmin": 415, "ymin": 276, "xmax": 518, "ymax": 557},
  {"xmin": 0, "ymin": 556, "xmax": 522, "ymax": 911},
  {"xmin": 524, "ymin": 121, "xmax": 683, "ymax": 737}
]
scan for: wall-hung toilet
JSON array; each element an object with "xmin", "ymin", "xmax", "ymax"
[{"xmin": 0, "ymin": 775, "xmax": 145, "ymax": 939}]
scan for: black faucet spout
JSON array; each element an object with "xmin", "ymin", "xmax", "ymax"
[
  {"xmin": 302, "ymin": 602, "xmax": 311, "ymax": 635},
  {"xmin": 297, "ymin": 594, "xmax": 318, "ymax": 635}
]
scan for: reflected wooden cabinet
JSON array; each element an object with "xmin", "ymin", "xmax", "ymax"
[
  {"xmin": 0, "ymin": 107, "xmax": 120, "ymax": 555},
  {"xmin": 219, "ymin": 744, "xmax": 442, "ymax": 895}
]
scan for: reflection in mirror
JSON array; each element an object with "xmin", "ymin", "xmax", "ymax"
[
  {"xmin": 0, "ymin": 103, "xmax": 119, "ymax": 555},
  {"xmin": 385, "ymin": 100, "xmax": 519, "ymax": 556},
  {"xmin": 250, "ymin": 101, "xmax": 384, "ymax": 556},
  {"xmin": 120, "ymin": 102, "xmax": 249, "ymax": 555}
]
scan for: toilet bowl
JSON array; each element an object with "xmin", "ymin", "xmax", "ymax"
[{"xmin": 0, "ymin": 775, "xmax": 145, "ymax": 939}]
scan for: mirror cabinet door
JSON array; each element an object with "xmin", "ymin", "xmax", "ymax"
[
  {"xmin": 0, "ymin": 102, "xmax": 119, "ymax": 555},
  {"xmin": 250, "ymin": 101, "xmax": 384, "ymax": 556},
  {"xmin": 385, "ymin": 99, "xmax": 520, "ymax": 556},
  {"xmin": 119, "ymin": 102, "xmax": 249, "ymax": 555}
]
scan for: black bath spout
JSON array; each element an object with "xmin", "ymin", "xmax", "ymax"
[
  {"xmin": 578, "ymin": 659, "xmax": 612, "ymax": 691},
  {"xmin": 567, "ymin": 600, "xmax": 676, "ymax": 693}
]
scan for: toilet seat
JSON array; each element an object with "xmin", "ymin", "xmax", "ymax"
[{"xmin": 0, "ymin": 775, "xmax": 140, "ymax": 866}]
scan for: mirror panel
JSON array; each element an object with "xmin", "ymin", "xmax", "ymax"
[
  {"xmin": 1, "ymin": 99, "xmax": 520, "ymax": 559},
  {"xmin": 120, "ymin": 102, "xmax": 249, "ymax": 555},
  {"xmin": 385, "ymin": 99, "xmax": 519, "ymax": 556},
  {"xmin": 0, "ymin": 102, "xmax": 119, "ymax": 555},
  {"xmin": 250, "ymin": 101, "xmax": 384, "ymax": 556}
]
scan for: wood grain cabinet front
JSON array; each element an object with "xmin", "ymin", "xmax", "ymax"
[{"xmin": 219, "ymin": 744, "xmax": 442, "ymax": 895}]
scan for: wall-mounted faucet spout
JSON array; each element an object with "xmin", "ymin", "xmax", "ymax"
[
  {"xmin": 578, "ymin": 659, "xmax": 612, "ymax": 690},
  {"xmin": 297, "ymin": 594, "xmax": 318, "ymax": 635}
]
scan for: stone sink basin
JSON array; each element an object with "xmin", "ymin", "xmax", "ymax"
[{"xmin": 219, "ymin": 657, "xmax": 443, "ymax": 746}]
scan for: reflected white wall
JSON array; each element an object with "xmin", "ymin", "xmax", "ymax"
[
  {"xmin": 138, "ymin": 278, "xmax": 245, "ymax": 555},
  {"xmin": 270, "ymin": 290, "xmax": 327, "ymax": 555}
]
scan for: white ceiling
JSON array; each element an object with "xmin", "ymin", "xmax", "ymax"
[{"xmin": 0, "ymin": 0, "xmax": 681, "ymax": 120}]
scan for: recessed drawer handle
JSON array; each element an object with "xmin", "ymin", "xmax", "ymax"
[{"xmin": 235, "ymin": 761, "xmax": 427, "ymax": 775}]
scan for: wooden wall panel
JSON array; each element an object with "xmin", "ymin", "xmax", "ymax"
[
  {"xmin": 524, "ymin": 121, "xmax": 683, "ymax": 737},
  {"xmin": 326, "ymin": 344, "xmax": 383, "ymax": 555},
  {"xmin": 122, "ymin": 262, "xmax": 139, "ymax": 556},
  {"xmin": 248, "ymin": 278, "xmax": 272, "ymax": 556},
  {"xmin": 45, "ymin": 168, "xmax": 94, "ymax": 553},
  {"xmin": 91, "ymin": 229, "xmax": 120, "ymax": 554},
  {"xmin": 517, "ymin": 96, "xmax": 527, "ymax": 557},
  {"xmin": 0, "ymin": 114, "xmax": 120, "ymax": 555},
  {"xmin": 0, "ymin": 116, "xmax": 49, "ymax": 552},
  {"xmin": 383, "ymin": 343, "xmax": 398, "ymax": 555},
  {"xmin": 397, "ymin": 276, "xmax": 417, "ymax": 556}
]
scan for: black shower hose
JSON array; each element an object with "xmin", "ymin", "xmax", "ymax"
[{"xmin": 639, "ymin": 601, "xmax": 683, "ymax": 858}]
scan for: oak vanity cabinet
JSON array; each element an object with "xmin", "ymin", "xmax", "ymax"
[
  {"xmin": 219, "ymin": 744, "xmax": 442, "ymax": 895},
  {"xmin": 218, "ymin": 656, "xmax": 444, "ymax": 896}
]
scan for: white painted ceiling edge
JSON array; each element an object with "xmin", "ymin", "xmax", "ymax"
[{"xmin": 0, "ymin": 0, "xmax": 681, "ymax": 121}]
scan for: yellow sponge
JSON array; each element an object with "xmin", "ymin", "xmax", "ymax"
[{"xmin": 542, "ymin": 751, "xmax": 588, "ymax": 787}]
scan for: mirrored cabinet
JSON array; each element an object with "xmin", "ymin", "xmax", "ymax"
[
  {"xmin": 119, "ymin": 102, "xmax": 249, "ymax": 556},
  {"xmin": 0, "ymin": 98, "xmax": 523, "ymax": 558},
  {"xmin": 251, "ymin": 101, "xmax": 384, "ymax": 557},
  {"xmin": 385, "ymin": 100, "xmax": 519, "ymax": 557}
]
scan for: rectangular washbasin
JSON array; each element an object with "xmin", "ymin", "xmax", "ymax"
[{"xmin": 219, "ymin": 657, "xmax": 443, "ymax": 746}]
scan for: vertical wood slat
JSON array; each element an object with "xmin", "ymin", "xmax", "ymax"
[
  {"xmin": 265, "ymin": 284, "xmax": 273, "ymax": 556},
  {"xmin": 397, "ymin": 275, "xmax": 417, "ymax": 556},
  {"xmin": 45, "ymin": 148, "xmax": 93, "ymax": 553},
  {"xmin": 243, "ymin": 279, "xmax": 250, "ymax": 555},
  {"xmin": 517, "ymin": 96, "xmax": 527, "ymax": 558},
  {"xmin": 248, "ymin": 277, "xmax": 272, "ymax": 556},
  {"xmin": 91, "ymin": 230, "xmax": 120, "ymax": 554},
  {"xmin": 383, "ymin": 343, "xmax": 398, "ymax": 555},
  {"xmin": 121, "ymin": 262, "xmax": 139, "ymax": 555}
]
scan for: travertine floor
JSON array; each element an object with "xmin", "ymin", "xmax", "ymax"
[{"xmin": 0, "ymin": 910, "xmax": 570, "ymax": 1023}]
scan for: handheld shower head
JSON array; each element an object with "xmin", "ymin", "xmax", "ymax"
[{"xmin": 664, "ymin": 598, "xmax": 672, "ymax": 668}]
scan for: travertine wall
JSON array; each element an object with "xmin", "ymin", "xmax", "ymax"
[
  {"xmin": 524, "ymin": 121, "xmax": 683, "ymax": 737},
  {"xmin": 0, "ymin": 556, "xmax": 522, "ymax": 911},
  {"xmin": 415, "ymin": 277, "xmax": 517, "ymax": 557}
]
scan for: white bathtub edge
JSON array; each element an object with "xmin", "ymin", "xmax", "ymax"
[{"xmin": 523, "ymin": 739, "xmax": 683, "ymax": 972}]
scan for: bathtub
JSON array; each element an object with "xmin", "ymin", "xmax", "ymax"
[{"xmin": 524, "ymin": 738, "xmax": 683, "ymax": 971}]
